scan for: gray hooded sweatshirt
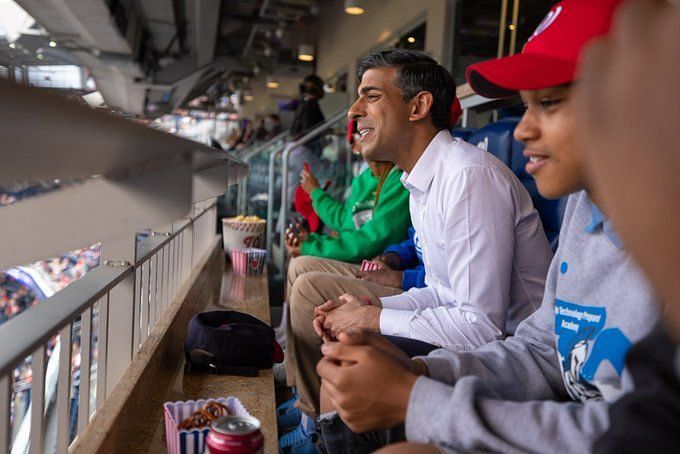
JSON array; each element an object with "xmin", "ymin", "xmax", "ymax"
[{"xmin": 406, "ymin": 190, "xmax": 660, "ymax": 453}]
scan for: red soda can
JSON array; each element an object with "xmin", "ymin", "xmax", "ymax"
[{"xmin": 206, "ymin": 415, "xmax": 264, "ymax": 454}]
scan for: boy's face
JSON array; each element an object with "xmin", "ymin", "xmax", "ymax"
[
  {"xmin": 348, "ymin": 67, "xmax": 412, "ymax": 162},
  {"xmin": 515, "ymin": 86, "xmax": 585, "ymax": 199}
]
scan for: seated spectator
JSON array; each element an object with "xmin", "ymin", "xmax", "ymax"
[
  {"xmin": 316, "ymin": 1, "xmax": 661, "ymax": 452},
  {"xmin": 252, "ymin": 115, "xmax": 268, "ymax": 143},
  {"xmin": 572, "ymin": 1, "xmax": 680, "ymax": 451},
  {"xmin": 284, "ymin": 144, "xmax": 411, "ymax": 263},
  {"xmin": 265, "ymin": 113, "xmax": 283, "ymax": 139},
  {"xmin": 285, "ymin": 48, "xmax": 552, "ymax": 427}
]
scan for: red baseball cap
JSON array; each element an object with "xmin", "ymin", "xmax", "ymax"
[
  {"xmin": 450, "ymin": 97, "xmax": 462, "ymax": 126},
  {"xmin": 466, "ymin": 0, "xmax": 625, "ymax": 98}
]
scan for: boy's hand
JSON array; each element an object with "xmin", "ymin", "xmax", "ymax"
[
  {"xmin": 316, "ymin": 331, "xmax": 421, "ymax": 432},
  {"xmin": 357, "ymin": 269, "xmax": 404, "ymax": 289},
  {"xmin": 371, "ymin": 252, "xmax": 402, "ymax": 270}
]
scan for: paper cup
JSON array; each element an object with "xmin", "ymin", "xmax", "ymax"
[
  {"xmin": 230, "ymin": 248, "xmax": 267, "ymax": 276},
  {"xmin": 221, "ymin": 217, "xmax": 266, "ymax": 254}
]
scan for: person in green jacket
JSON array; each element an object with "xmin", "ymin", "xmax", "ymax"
[{"xmin": 284, "ymin": 157, "xmax": 410, "ymax": 263}]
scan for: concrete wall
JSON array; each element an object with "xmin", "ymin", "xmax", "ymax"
[
  {"xmin": 315, "ymin": 0, "xmax": 454, "ymax": 100},
  {"xmin": 240, "ymin": 0, "xmax": 455, "ymax": 118}
]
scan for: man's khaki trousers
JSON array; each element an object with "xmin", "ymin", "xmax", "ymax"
[{"xmin": 283, "ymin": 256, "xmax": 402, "ymax": 417}]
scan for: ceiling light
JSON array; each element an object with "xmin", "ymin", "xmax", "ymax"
[
  {"xmin": 8, "ymin": 43, "xmax": 16, "ymax": 49},
  {"xmin": 407, "ymin": 36, "xmax": 416, "ymax": 43},
  {"xmin": 266, "ymin": 76, "xmax": 279, "ymax": 89},
  {"xmin": 509, "ymin": 24, "xmax": 516, "ymax": 31},
  {"xmin": 36, "ymin": 54, "xmax": 44, "ymax": 60},
  {"xmin": 49, "ymin": 40, "xmax": 57, "ymax": 48},
  {"xmin": 344, "ymin": 0, "xmax": 365, "ymax": 15},
  {"xmin": 297, "ymin": 44, "xmax": 314, "ymax": 62}
]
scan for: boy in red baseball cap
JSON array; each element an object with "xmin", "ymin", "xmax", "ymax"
[{"xmin": 315, "ymin": 0, "xmax": 662, "ymax": 452}]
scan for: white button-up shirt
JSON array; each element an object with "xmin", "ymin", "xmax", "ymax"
[{"xmin": 379, "ymin": 130, "xmax": 552, "ymax": 350}]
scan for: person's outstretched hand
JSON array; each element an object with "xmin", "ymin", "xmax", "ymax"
[{"xmin": 300, "ymin": 169, "xmax": 320, "ymax": 194}]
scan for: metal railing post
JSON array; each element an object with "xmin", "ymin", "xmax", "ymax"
[
  {"xmin": 101, "ymin": 238, "xmax": 136, "ymax": 396},
  {"xmin": 237, "ymin": 131, "xmax": 290, "ymax": 216},
  {"xmin": 266, "ymin": 146, "xmax": 285, "ymax": 255},
  {"xmin": 279, "ymin": 143, "xmax": 292, "ymax": 275}
]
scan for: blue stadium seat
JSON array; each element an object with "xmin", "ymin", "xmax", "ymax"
[
  {"xmin": 467, "ymin": 118, "xmax": 520, "ymax": 166},
  {"xmin": 451, "ymin": 127, "xmax": 477, "ymax": 142},
  {"xmin": 466, "ymin": 118, "xmax": 567, "ymax": 249}
]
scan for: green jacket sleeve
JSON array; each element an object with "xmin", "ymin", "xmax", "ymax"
[
  {"xmin": 310, "ymin": 179, "xmax": 359, "ymax": 232},
  {"xmin": 301, "ymin": 170, "xmax": 411, "ymax": 262}
]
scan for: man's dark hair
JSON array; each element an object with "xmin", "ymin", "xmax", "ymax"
[{"xmin": 356, "ymin": 50, "xmax": 456, "ymax": 131}]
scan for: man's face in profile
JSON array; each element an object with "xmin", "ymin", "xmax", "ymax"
[{"xmin": 348, "ymin": 67, "xmax": 411, "ymax": 162}]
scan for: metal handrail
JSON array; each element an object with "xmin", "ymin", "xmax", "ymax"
[
  {"xmin": 0, "ymin": 202, "xmax": 217, "ymax": 379},
  {"xmin": 265, "ymin": 109, "xmax": 349, "ymax": 274},
  {"xmin": 241, "ymin": 131, "xmax": 290, "ymax": 162},
  {"xmin": 134, "ymin": 204, "xmax": 212, "ymax": 265},
  {"xmin": 0, "ymin": 265, "xmax": 131, "ymax": 379}
]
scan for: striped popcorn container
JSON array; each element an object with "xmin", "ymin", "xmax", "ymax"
[
  {"xmin": 222, "ymin": 217, "xmax": 266, "ymax": 254},
  {"xmin": 360, "ymin": 259, "xmax": 383, "ymax": 272},
  {"xmin": 230, "ymin": 248, "xmax": 267, "ymax": 276},
  {"xmin": 163, "ymin": 397, "xmax": 251, "ymax": 454}
]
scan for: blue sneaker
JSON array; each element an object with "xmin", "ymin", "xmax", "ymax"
[
  {"xmin": 279, "ymin": 424, "xmax": 318, "ymax": 453},
  {"xmin": 278, "ymin": 405, "xmax": 301, "ymax": 431},
  {"xmin": 277, "ymin": 394, "xmax": 298, "ymax": 416}
]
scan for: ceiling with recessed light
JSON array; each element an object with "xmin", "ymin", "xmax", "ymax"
[{"xmin": 6, "ymin": 0, "xmax": 321, "ymax": 115}]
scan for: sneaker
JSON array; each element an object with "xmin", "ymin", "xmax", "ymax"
[
  {"xmin": 277, "ymin": 405, "xmax": 301, "ymax": 432},
  {"xmin": 277, "ymin": 392, "xmax": 298, "ymax": 415},
  {"xmin": 279, "ymin": 424, "xmax": 319, "ymax": 453}
]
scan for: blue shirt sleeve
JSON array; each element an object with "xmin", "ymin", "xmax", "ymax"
[
  {"xmin": 384, "ymin": 227, "xmax": 419, "ymax": 269},
  {"xmin": 402, "ymin": 265, "xmax": 426, "ymax": 290}
]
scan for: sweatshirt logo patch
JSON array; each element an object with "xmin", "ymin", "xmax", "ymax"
[{"xmin": 555, "ymin": 299, "xmax": 632, "ymax": 402}]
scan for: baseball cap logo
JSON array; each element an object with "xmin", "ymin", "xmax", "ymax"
[{"xmin": 528, "ymin": 5, "xmax": 563, "ymax": 42}]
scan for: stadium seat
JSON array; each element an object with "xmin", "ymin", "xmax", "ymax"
[
  {"xmin": 468, "ymin": 118, "xmax": 567, "ymax": 249},
  {"xmin": 451, "ymin": 127, "xmax": 477, "ymax": 142},
  {"xmin": 467, "ymin": 118, "xmax": 519, "ymax": 166}
]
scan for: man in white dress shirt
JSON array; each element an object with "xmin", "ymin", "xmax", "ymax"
[{"xmin": 288, "ymin": 49, "xmax": 553, "ymax": 417}]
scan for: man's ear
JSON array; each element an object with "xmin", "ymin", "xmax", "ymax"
[{"xmin": 408, "ymin": 91, "xmax": 434, "ymax": 123}]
